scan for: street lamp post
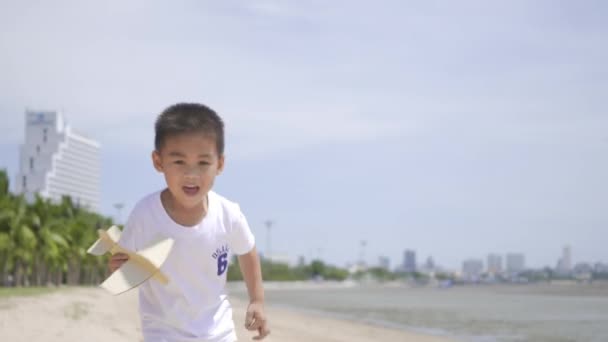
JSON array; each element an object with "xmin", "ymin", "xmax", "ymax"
[
  {"xmin": 359, "ymin": 240, "xmax": 367, "ymax": 269},
  {"xmin": 113, "ymin": 203, "xmax": 124, "ymax": 226},
  {"xmin": 264, "ymin": 220, "xmax": 274, "ymax": 277},
  {"xmin": 264, "ymin": 220, "xmax": 274, "ymax": 261}
]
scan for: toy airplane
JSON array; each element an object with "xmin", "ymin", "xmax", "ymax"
[{"xmin": 87, "ymin": 225, "xmax": 174, "ymax": 295}]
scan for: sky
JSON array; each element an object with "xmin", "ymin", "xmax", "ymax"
[{"xmin": 1, "ymin": 0, "xmax": 607, "ymax": 270}]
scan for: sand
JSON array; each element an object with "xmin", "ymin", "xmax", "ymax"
[{"xmin": 0, "ymin": 287, "xmax": 455, "ymax": 342}]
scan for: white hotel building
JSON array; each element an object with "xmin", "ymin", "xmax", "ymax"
[{"xmin": 14, "ymin": 111, "xmax": 101, "ymax": 212}]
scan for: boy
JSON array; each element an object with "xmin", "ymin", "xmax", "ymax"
[{"xmin": 109, "ymin": 103, "xmax": 269, "ymax": 341}]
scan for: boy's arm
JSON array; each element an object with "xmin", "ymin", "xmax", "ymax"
[{"xmin": 238, "ymin": 247, "xmax": 270, "ymax": 340}]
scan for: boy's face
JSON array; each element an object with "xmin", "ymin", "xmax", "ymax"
[{"xmin": 152, "ymin": 132, "xmax": 224, "ymax": 210}]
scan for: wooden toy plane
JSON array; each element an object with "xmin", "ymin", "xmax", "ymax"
[{"xmin": 87, "ymin": 225, "xmax": 174, "ymax": 295}]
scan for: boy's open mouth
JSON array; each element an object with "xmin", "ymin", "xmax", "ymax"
[{"xmin": 182, "ymin": 185, "xmax": 200, "ymax": 196}]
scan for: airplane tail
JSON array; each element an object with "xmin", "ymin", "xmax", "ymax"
[
  {"xmin": 87, "ymin": 225, "xmax": 122, "ymax": 256},
  {"xmin": 87, "ymin": 238, "xmax": 113, "ymax": 256}
]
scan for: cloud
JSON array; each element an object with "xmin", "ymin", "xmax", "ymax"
[
  {"xmin": 246, "ymin": 1, "xmax": 292, "ymax": 17},
  {"xmin": 225, "ymin": 104, "xmax": 405, "ymax": 159}
]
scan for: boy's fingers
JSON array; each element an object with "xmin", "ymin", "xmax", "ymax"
[
  {"xmin": 247, "ymin": 319, "xmax": 261, "ymax": 331},
  {"xmin": 248, "ymin": 316, "xmax": 266, "ymax": 331},
  {"xmin": 108, "ymin": 253, "xmax": 129, "ymax": 272},
  {"xmin": 253, "ymin": 325, "xmax": 270, "ymax": 340},
  {"xmin": 113, "ymin": 253, "xmax": 129, "ymax": 260},
  {"xmin": 245, "ymin": 311, "xmax": 255, "ymax": 329}
]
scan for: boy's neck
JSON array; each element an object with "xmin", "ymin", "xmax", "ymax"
[{"xmin": 160, "ymin": 188, "xmax": 208, "ymax": 227}]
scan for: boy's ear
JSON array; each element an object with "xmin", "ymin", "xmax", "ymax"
[
  {"xmin": 217, "ymin": 155, "xmax": 225, "ymax": 175},
  {"xmin": 152, "ymin": 150, "xmax": 163, "ymax": 172}
]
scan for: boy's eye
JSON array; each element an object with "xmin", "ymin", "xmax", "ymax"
[
  {"xmin": 199, "ymin": 161, "xmax": 210, "ymax": 166},
  {"xmin": 174, "ymin": 160, "xmax": 185, "ymax": 165}
]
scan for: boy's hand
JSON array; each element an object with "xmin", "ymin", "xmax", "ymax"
[
  {"xmin": 108, "ymin": 253, "xmax": 129, "ymax": 273},
  {"xmin": 245, "ymin": 301, "xmax": 270, "ymax": 340}
]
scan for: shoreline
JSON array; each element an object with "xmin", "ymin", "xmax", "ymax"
[
  {"xmin": 230, "ymin": 297, "xmax": 456, "ymax": 340},
  {"xmin": 0, "ymin": 286, "xmax": 457, "ymax": 342},
  {"xmin": 230, "ymin": 297, "xmax": 457, "ymax": 342}
]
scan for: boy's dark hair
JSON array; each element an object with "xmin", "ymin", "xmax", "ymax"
[{"xmin": 155, "ymin": 103, "xmax": 225, "ymax": 155}]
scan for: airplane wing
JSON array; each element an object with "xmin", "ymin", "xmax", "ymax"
[
  {"xmin": 100, "ymin": 258, "xmax": 155, "ymax": 295},
  {"xmin": 99, "ymin": 237, "xmax": 175, "ymax": 295},
  {"xmin": 138, "ymin": 238, "xmax": 174, "ymax": 285},
  {"xmin": 87, "ymin": 225, "xmax": 175, "ymax": 295},
  {"xmin": 138, "ymin": 238, "xmax": 174, "ymax": 269}
]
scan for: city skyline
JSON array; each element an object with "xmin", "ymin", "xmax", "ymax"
[
  {"xmin": 363, "ymin": 245, "xmax": 598, "ymax": 274},
  {"xmin": 1, "ymin": 1, "xmax": 607, "ymax": 269}
]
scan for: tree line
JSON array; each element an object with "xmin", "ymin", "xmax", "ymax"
[{"xmin": 0, "ymin": 169, "xmax": 112, "ymax": 287}]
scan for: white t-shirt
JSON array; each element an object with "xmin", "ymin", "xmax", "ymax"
[{"xmin": 119, "ymin": 190, "xmax": 255, "ymax": 342}]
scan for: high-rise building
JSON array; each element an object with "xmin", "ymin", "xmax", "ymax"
[
  {"xmin": 425, "ymin": 256, "xmax": 435, "ymax": 271},
  {"xmin": 297, "ymin": 256, "xmax": 306, "ymax": 267},
  {"xmin": 556, "ymin": 245, "xmax": 573, "ymax": 275},
  {"xmin": 487, "ymin": 254, "xmax": 503, "ymax": 275},
  {"xmin": 506, "ymin": 253, "xmax": 525, "ymax": 274},
  {"xmin": 378, "ymin": 256, "xmax": 390, "ymax": 270},
  {"xmin": 403, "ymin": 249, "xmax": 416, "ymax": 272},
  {"xmin": 562, "ymin": 245, "xmax": 572, "ymax": 271},
  {"xmin": 462, "ymin": 259, "xmax": 484, "ymax": 281},
  {"xmin": 15, "ymin": 111, "xmax": 101, "ymax": 212}
]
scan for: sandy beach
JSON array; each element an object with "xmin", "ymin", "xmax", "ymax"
[{"xmin": 0, "ymin": 286, "xmax": 454, "ymax": 342}]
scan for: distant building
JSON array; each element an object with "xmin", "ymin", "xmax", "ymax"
[
  {"xmin": 297, "ymin": 256, "xmax": 306, "ymax": 267},
  {"xmin": 15, "ymin": 110, "xmax": 101, "ymax": 212},
  {"xmin": 425, "ymin": 256, "xmax": 435, "ymax": 271},
  {"xmin": 573, "ymin": 262, "xmax": 593, "ymax": 274},
  {"xmin": 487, "ymin": 254, "xmax": 503, "ymax": 275},
  {"xmin": 506, "ymin": 253, "xmax": 525, "ymax": 274},
  {"xmin": 563, "ymin": 246, "xmax": 572, "ymax": 270},
  {"xmin": 594, "ymin": 262, "xmax": 608, "ymax": 274},
  {"xmin": 462, "ymin": 259, "xmax": 484, "ymax": 281},
  {"xmin": 378, "ymin": 256, "xmax": 390, "ymax": 270},
  {"xmin": 556, "ymin": 245, "xmax": 572, "ymax": 275},
  {"xmin": 403, "ymin": 249, "xmax": 417, "ymax": 273}
]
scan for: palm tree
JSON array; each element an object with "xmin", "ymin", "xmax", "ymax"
[
  {"xmin": 0, "ymin": 199, "xmax": 13, "ymax": 286},
  {"xmin": 0, "ymin": 170, "xmax": 13, "ymax": 286},
  {"xmin": 57, "ymin": 196, "xmax": 99, "ymax": 285},
  {"xmin": 29, "ymin": 195, "xmax": 70, "ymax": 286},
  {"xmin": 0, "ymin": 170, "xmax": 8, "ymax": 197},
  {"xmin": 7, "ymin": 196, "xmax": 37, "ymax": 286},
  {"xmin": 83, "ymin": 215, "xmax": 113, "ymax": 285}
]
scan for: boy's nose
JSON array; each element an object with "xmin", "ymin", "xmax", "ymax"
[{"xmin": 184, "ymin": 166, "xmax": 201, "ymax": 178}]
